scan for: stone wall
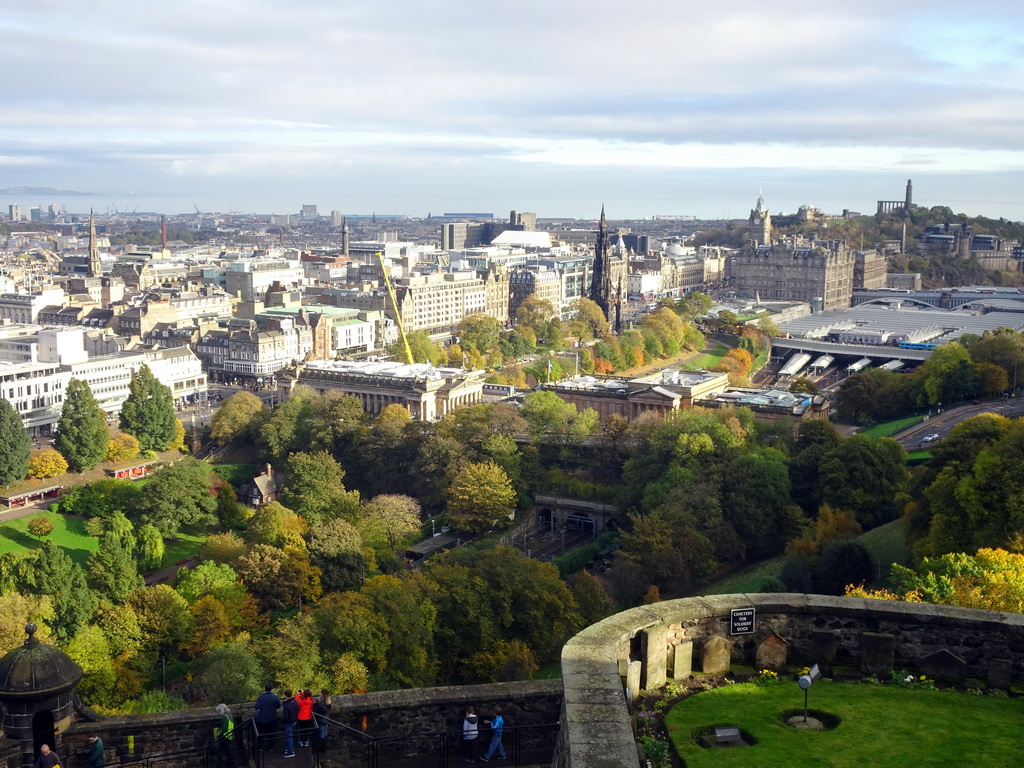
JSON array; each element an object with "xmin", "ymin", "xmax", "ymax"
[
  {"xmin": 56, "ymin": 680, "xmax": 562, "ymax": 767},
  {"xmin": 556, "ymin": 594, "xmax": 1024, "ymax": 768}
]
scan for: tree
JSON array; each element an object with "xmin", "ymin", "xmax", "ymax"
[
  {"xmin": 572, "ymin": 297, "xmax": 609, "ymax": 338},
  {"xmin": 0, "ymin": 398, "xmax": 30, "ymax": 486},
  {"xmin": 308, "ymin": 517, "xmax": 366, "ymax": 592},
  {"xmin": 519, "ymin": 390, "xmax": 598, "ymax": 444},
  {"xmin": 0, "ymin": 593, "xmax": 54, "ymax": 656},
  {"xmin": 916, "ymin": 342, "xmax": 980, "ymax": 406},
  {"xmin": 723, "ymin": 449, "xmax": 793, "ymax": 557},
  {"xmin": 237, "ymin": 545, "xmax": 321, "ymax": 611},
  {"xmin": 209, "ymin": 391, "xmax": 265, "ymax": 446},
  {"xmin": 127, "ymin": 584, "xmax": 194, "ymax": 664},
  {"xmin": 133, "ymin": 457, "xmax": 217, "ymax": 537},
  {"xmin": 59, "ymin": 478, "xmax": 141, "ymax": 519},
  {"xmin": 119, "ymin": 364, "xmax": 177, "ymax": 452},
  {"xmin": 246, "ymin": 501, "xmax": 308, "ymax": 549},
  {"xmin": 27, "ymin": 514, "xmax": 54, "ymax": 539},
  {"xmin": 357, "ymin": 495, "xmax": 422, "ymax": 555},
  {"xmin": 789, "ymin": 376, "xmax": 819, "ymax": 395},
  {"xmin": 515, "ymin": 295, "xmax": 558, "ymax": 333},
  {"xmin": 757, "ymin": 316, "xmax": 782, "ymax": 337},
  {"xmin": 183, "ymin": 595, "xmax": 233, "ymax": 659},
  {"xmin": 197, "ymin": 641, "xmax": 264, "ymax": 704},
  {"xmin": 391, "ymin": 330, "xmax": 444, "ymax": 365},
  {"xmin": 105, "ymin": 432, "xmax": 141, "ymax": 463},
  {"xmin": 256, "ymin": 612, "xmax": 329, "ymax": 691},
  {"xmin": 820, "ymin": 435, "xmax": 909, "ymax": 528},
  {"xmin": 66, "ymin": 625, "xmax": 118, "ymax": 708},
  {"xmin": 330, "ymin": 654, "xmax": 370, "ymax": 694},
  {"xmin": 360, "ymin": 574, "xmax": 437, "ymax": 689},
  {"xmin": 445, "ymin": 461, "xmax": 516, "ymax": 535},
  {"xmin": 88, "ymin": 531, "xmax": 145, "ymax": 602},
  {"xmin": 136, "ymin": 524, "xmax": 165, "ymax": 572},
  {"xmin": 280, "ymin": 450, "xmax": 360, "ymax": 526},
  {"xmin": 571, "ymin": 570, "xmax": 616, "ymax": 626},
  {"xmin": 53, "ymin": 378, "xmax": 110, "ymax": 472},
  {"xmin": 27, "ymin": 448, "xmax": 68, "ymax": 479},
  {"xmin": 15, "ymin": 541, "xmax": 97, "ymax": 642},
  {"xmin": 676, "ymin": 292, "xmax": 712, "ymax": 321},
  {"xmin": 459, "ymin": 314, "xmax": 502, "ymax": 354}
]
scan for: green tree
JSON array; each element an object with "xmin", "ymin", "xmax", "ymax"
[
  {"xmin": 27, "ymin": 515, "xmax": 54, "ymax": 539},
  {"xmin": 313, "ymin": 591, "xmax": 390, "ymax": 675},
  {"xmin": 127, "ymin": 584, "xmax": 194, "ymax": 665},
  {"xmin": 571, "ymin": 297, "xmax": 609, "ymax": 338},
  {"xmin": 445, "ymin": 461, "xmax": 516, "ymax": 535},
  {"xmin": 357, "ymin": 494, "xmax": 422, "ymax": 556},
  {"xmin": 280, "ymin": 451, "xmax": 360, "ymax": 526},
  {"xmin": 257, "ymin": 387, "xmax": 314, "ymax": 461},
  {"xmin": 53, "ymin": 378, "xmax": 110, "ymax": 471},
  {"xmin": 571, "ymin": 570, "xmax": 616, "ymax": 626},
  {"xmin": 360, "ymin": 574, "xmax": 437, "ymax": 689},
  {"xmin": 391, "ymin": 330, "xmax": 444, "ymax": 365},
  {"xmin": 183, "ymin": 595, "xmax": 234, "ymax": 659},
  {"xmin": 459, "ymin": 314, "xmax": 502, "ymax": 354},
  {"xmin": 59, "ymin": 478, "xmax": 141, "ymax": 519},
  {"xmin": 134, "ymin": 457, "xmax": 217, "ymax": 537},
  {"xmin": 136, "ymin": 524, "xmax": 165, "ymax": 572},
  {"xmin": 88, "ymin": 531, "xmax": 145, "ymax": 602},
  {"xmin": 0, "ymin": 593, "xmax": 54, "ymax": 656},
  {"xmin": 723, "ymin": 448, "xmax": 793, "ymax": 557},
  {"xmin": 519, "ymin": 390, "xmax": 598, "ymax": 444},
  {"xmin": 307, "ymin": 517, "xmax": 366, "ymax": 593},
  {"xmin": 66, "ymin": 625, "xmax": 118, "ymax": 708},
  {"xmin": 209, "ymin": 391, "xmax": 265, "ymax": 446},
  {"xmin": 0, "ymin": 398, "xmax": 30, "ymax": 486},
  {"xmin": 119, "ymin": 364, "xmax": 177, "ymax": 452},
  {"xmin": 515, "ymin": 295, "xmax": 558, "ymax": 334},
  {"xmin": 197, "ymin": 641, "xmax": 264, "ymax": 704},
  {"xmin": 916, "ymin": 342, "xmax": 980, "ymax": 406},
  {"xmin": 246, "ymin": 501, "xmax": 307, "ymax": 549},
  {"xmin": 257, "ymin": 612, "xmax": 330, "ymax": 690},
  {"xmin": 820, "ymin": 435, "xmax": 909, "ymax": 528},
  {"xmin": 18, "ymin": 542, "xmax": 96, "ymax": 642}
]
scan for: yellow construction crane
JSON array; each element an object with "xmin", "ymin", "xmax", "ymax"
[{"xmin": 376, "ymin": 251, "xmax": 414, "ymax": 364}]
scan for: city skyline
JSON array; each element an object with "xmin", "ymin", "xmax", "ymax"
[{"xmin": 2, "ymin": 1, "xmax": 1023, "ymax": 220}]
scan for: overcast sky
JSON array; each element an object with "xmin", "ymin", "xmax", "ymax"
[{"xmin": 2, "ymin": 0, "xmax": 1023, "ymax": 220}]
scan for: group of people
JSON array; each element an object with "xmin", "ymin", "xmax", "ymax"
[
  {"xmin": 461, "ymin": 705, "xmax": 506, "ymax": 763},
  {"xmin": 34, "ymin": 736, "xmax": 105, "ymax": 768},
  {"xmin": 253, "ymin": 684, "xmax": 333, "ymax": 758}
]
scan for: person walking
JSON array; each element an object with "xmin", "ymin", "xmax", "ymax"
[
  {"xmin": 461, "ymin": 705, "xmax": 480, "ymax": 763},
  {"xmin": 214, "ymin": 703, "xmax": 235, "ymax": 768},
  {"xmin": 84, "ymin": 735, "xmax": 106, "ymax": 768},
  {"xmin": 281, "ymin": 689, "xmax": 298, "ymax": 758},
  {"xmin": 296, "ymin": 689, "xmax": 315, "ymax": 748},
  {"xmin": 254, "ymin": 684, "xmax": 281, "ymax": 750},
  {"xmin": 480, "ymin": 705, "xmax": 505, "ymax": 762}
]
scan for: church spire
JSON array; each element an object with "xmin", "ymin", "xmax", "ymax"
[{"xmin": 88, "ymin": 210, "xmax": 101, "ymax": 278}]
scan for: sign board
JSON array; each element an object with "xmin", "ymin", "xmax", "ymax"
[{"xmin": 729, "ymin": 607, "xmax": 755, "ymax": 635}]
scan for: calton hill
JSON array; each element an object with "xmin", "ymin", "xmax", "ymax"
[{"xmin": 3, "ymin": 296, "xmax": 1024, "ymax": 763}]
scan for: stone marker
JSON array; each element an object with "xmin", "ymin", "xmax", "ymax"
[
  {"xmin": 810, "ymin": 630, "xmax": 836, "ymax": 675},
  {"xmin": 640, "ymin": 625, "xmax": 667, "ymax": 691},
  {"xmin": 918, "ymin": 648, "xmax": 966, "ymax": 684},
  {"xmin": 861, "ymin": 632, "xmax": 895, "ymax": 676},
  {"xmin": 987, "ymin": 658, "xmax": 1011, "ymax": 691},
  {"xmin": 702, "ymin": 635, "xmax": 732, "ymax": 675},
  {"xmin": 755, "ymin": 632, "xmax": 788, "ymax": 673},
  {"xmin": 626, "ymin": 660, "xmax": 642, "ymax": 703},
  {"xmin": 671, "ymin": 640, "xmax": 693, "ymax": 680}
]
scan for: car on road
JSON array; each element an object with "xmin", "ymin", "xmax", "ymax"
[{"xmin": 922, "ymin": 433, "xmax": 941, "ymax": 443}]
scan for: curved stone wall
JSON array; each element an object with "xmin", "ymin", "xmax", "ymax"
[{"xmin": 555, "ymin": 593, "xmax": 1024, "ymax": 768}]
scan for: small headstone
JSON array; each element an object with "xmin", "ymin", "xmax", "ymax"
[
  {"xmin": 714, "ymin": 727, "xmax": 743, "ymax": 745},
  {"xmin": 641, "ymin": 624, "xmax": 668, "ymax": 691},
  {"xmin": 987, "ymin": 658, "xmax": 1012, "ymax": 691},
  {"xmin": 672, "ymin": 640, "xmax": 693, "ymax": 680},
  {"xmin": 918, "ymin": 648, "xmax": 966, "ymax": 684},
  {"xmin": 861, "ymin": 632, "xmax": 895, "ymax": 676},
  {"xmin": 626, "ymin": 659, "xmax": 642, "ymax": 703},
  {"xmin": 755, "ymin": 632, "xmax": 788, "ymax": 673},
  {"xmin": 810, "ymin": 630, "xmax": 836, "ymax": 676},
  {"xmin": 702, "ymin": 635, "xmax": 732, "ymax": 675}
]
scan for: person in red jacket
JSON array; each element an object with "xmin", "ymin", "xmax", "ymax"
[{"xmin": 296, "ymin": 689, "xmax": 315, "ymax": 747}]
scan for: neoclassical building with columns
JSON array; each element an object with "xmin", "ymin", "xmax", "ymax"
[{"xmin": 276, "ymin": 359, "xmax": 486, "ymax": 420}]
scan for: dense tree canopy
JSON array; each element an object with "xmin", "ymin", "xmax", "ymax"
[
  {"xmin": 0, "ymin": 398, "xmax": 30, "ymax": 487},
  {"xmin": 119, "ymin": 364, "xmax": 177, "ymax": 452},
  {"xmin": 54, "ymin": 378, "xmax": 110, "ymax": 471}
]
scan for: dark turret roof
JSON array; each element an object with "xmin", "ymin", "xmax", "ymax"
[{"xmin": 0, "ymin": 624, "xmax": 82, "ymax": 699}]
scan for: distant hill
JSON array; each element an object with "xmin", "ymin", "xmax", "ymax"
[{"xmin": 0, "ymin": 185, "xmax": 95, "ymax": 196}]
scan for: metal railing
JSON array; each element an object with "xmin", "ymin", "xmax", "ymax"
[
  {"xmin": 103, "ymin": 717, "xmax": 253, "ymax": 768},
  {"xmin": 312, "ymin": 714, "xmax": 560, "ymax": 768}
]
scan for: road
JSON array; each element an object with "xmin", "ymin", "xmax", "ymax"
[{"xmin": 887, "ymin": 398, "xmax": 1024, "ymax": 451}]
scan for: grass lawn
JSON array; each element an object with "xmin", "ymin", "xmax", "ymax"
[
  {"xmin": 161, "ymin": 530, "xmax": 208, "ymax": 569},
  {"xmin": 678, "ymin": 344, "xmax": 730, "ymax": 371},
  {"xmin": 702, "ymin": 557, "xmax": 785, "ymax": 596},
  {"xmin": 0, "ymin": 512, "xmax": 98, "ymax": 565},
  {"xmin": 859, "ymin": 415, "xmax": 924, "ymax": 439},
  {"xmin": 666, "ymin": 681, "xmax": 1024, "ymax": 767}
]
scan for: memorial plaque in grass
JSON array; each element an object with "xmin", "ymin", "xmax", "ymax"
[{"xmin": 666, "ymin": 682, "xmax": 1024, "ymax": 767}]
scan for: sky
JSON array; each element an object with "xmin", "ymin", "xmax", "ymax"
[{"xmin": 2, "ymin": 0, "xmax": 1023, "ymax": 220}]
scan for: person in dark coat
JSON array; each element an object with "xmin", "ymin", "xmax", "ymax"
[
  {"xmin": 281, "ymin": 690, "xmax": 298, "ymax": 758},
  {"xmin": 254, "ymin": 684, "xmax": 281, "ymax": 750},
  {"xmin": 84, "ymin": 735, "xmax": 105, "ymax": 768}
]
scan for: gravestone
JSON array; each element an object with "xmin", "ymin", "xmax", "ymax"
[
  {"xmin": 671, "ymin": 641, "xmax": 693, "ymax": 680},
  {"xmin": 987, "ymin": 658, "xmax": 1011, "ymax": 691},
  {"xmin": 640, "ymin": 625, "xmax": 667, "ymax": 691},
  {"xmin": 810, "ymin": 630, "xmax": 836, "ymax": 675},
  {"xmin": 918, "ymin": 648, "xmax": 966, "ymax": 684},
  {"xmin": 702, "ymin": 635, "xmax": 732, "ymax": 675},
  {"xmin": 861, "ymin": 632, "xmax": 895, "ymax": 676},
  {"xmin": 626, "ymin": 660, "xmax": 642, "ymax": 703},
  {"xmin": 755, "ymin": 632, "xmax": 788, "ymax": 673}
]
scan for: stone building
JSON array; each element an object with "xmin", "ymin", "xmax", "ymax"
[
  {"xmin": 853, "ymin": 249, "xmax": 887, "ymax": 290},
  {"xmin": 392, "ymin": 267, "xmax": 509, "ymax": 339},
  {"xmin": 731, "ymin": 235, "xmax": 855, "ymax": 311},
  {"xmin": 510, "ymin": 267, "xmax": 563, "ymax": 320},
  {"xmin": 276, "ymin": 359, "xmax": 486, "ymax": 421},
  {"xmin": 588, "ymin": 207, "xmax": 627, "ymax": 333}
]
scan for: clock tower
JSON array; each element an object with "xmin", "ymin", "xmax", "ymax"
[{"xmin": 748, "ymin": 194, "xmax": 772, "ymax": 246}]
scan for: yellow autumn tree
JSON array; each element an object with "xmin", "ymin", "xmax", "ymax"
[
  {"xmin": 445, "ymin": 461, "xmax": 516, "ymax": 535},
  {"xmin": 27, "ymin": 448, "xmax": 68, "ymax": 479}
]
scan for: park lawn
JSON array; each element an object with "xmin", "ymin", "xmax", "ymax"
[
  {"xmin": 702, "ymin": 557, "xmax": 785, "ymax": 596},
  {"xmin": 0, "ymin": 511, "xmax": 98, "ymax": 565},
  {"xmin": 678, "ymin": 344, "xmax": 730, "ymax": 371},
  {"xmin": 160, "ymin": 530, "xmax": 209, "ymax": 569},
  {"xmin": 859, "ymin": 415, "xmax": 924, "ymax": 439},
  {"xmin": 666, "ymin": 681, "xmax": 1024, "ymax": 768}
]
